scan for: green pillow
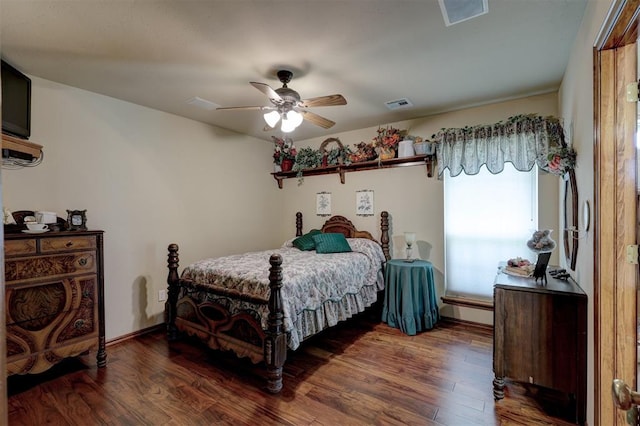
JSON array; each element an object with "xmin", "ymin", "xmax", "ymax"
[
  {"xmin": 292, "ymin": 229, "xmax": 321, "ymax": 251},
  {"xmin": 312, "ymin": 233, "xmax": 352, "ymax": 254}
]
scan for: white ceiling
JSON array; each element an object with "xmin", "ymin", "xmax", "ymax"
[{"xmin": 1, "ymin": 0, "xmax": 587, "ymax": 142}]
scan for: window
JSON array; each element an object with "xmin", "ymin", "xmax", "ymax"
[{"xmin": 444, "ymin": 163, "xmax": 538, "ymax": 301}]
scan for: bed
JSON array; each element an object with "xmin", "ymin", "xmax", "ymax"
[{"xmin": 165, "ymin": 211, "xmax": 390, "ymax": 393}]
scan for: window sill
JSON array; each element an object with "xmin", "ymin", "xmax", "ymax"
[{"xmin": 441, "ymin": 296, "xmax": 493, "ymax": 311}]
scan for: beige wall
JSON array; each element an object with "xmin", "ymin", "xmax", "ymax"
[
  {"xmin": 559, "ymin": 1, "xmax": 616, "ymax": 424},
  {"xmin": 289, "ymin": 92, "xmax": 560, "ymax": 325},
  {"xmin": 2, "ymin": 78, "xmax": 562, "ymax": 336},
  {"xmin": 2, "ymin": 77, "xmax": 284, "ymax": 340}
]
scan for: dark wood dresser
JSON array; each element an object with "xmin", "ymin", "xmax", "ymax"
[
  {"xmin": 4, "ymin": 230, "xmax": 106, "ymax": 375},
  {"xmin": 493, "ymin": 268, "xmax": 587, "ymax": 425}
]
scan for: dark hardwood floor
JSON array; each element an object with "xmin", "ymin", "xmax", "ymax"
[{"xmin": 8, "ymin": 311, "xmax": 576, "ymax": 425}]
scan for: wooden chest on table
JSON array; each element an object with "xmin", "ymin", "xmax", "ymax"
[{"xmin": 4, "ymin": 231, "xmax": 106, "ymax": 375}]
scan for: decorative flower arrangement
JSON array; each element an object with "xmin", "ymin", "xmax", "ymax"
[
  {"xmin": 543, "ymin": 145, "xmax": 576, "ymax": 176},
  {"xmin": 372, "ymin": 126, "xmax": 405, "ymax": 151},
  {"xmin": 349, "ymin": 141, "xmax": 378, "ymax": 163},
  {"xmin": 319, "ymin": 137, "xmax": 352, "ymax": 167},
  {"xmin": 346, "ymin": 126, "xmax": 408, "ymax": 163},
  {"xmin": 272, "ymin": 136, "xmax": 297, "ymax": 165}
]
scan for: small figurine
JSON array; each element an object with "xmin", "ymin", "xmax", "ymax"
[{"xmin": 527, "ymin": 229, "xmax": 556, "ymax": 253}]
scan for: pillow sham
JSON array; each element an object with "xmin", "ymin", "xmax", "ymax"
[
  {"xmin": 313, "ymin": 232, "xmax": 352, "ymax": 254},
  {"xmin": 292, "ymin": 229, "xmax": 322, "ymax": 251}
]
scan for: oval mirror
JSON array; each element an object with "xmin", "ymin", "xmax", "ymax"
[{"xmin": 563, "ymin": 169, "xmax": 578, "ymax": 270}]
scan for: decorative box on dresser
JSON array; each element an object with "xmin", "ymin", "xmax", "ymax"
[
  {"xmin": 4, "ymin": 230, "xmax": 106, "ymax": 375},
  {"xmin": 493, "ymin": 268, "xmax": 587, "ymax": 425}
]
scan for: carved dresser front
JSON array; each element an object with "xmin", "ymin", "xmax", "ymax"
[{"xmin": 4, "ymin": 230, "xmax": 105, "ymax": 375}]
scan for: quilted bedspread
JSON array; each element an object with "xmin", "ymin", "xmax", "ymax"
[{"xmin": 180, "ymin": 238, "xmax": 386, "ymax": 350}]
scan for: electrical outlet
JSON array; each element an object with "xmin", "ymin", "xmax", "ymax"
[{"xmin": 158, "ymin": 289, "xmax": 167, "ymax": 302}]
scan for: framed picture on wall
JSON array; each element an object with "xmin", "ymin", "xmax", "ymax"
[
  {"xmin": 316, "ymin": 192, "xmax": 331, "ymax": 216},
  {"xmin": 356, "ymin": 190, "xmax": 374, "ymax": 216}
]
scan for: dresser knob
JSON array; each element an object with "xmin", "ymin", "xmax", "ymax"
[
  {"xmin": 74, "ymin": 319, "xmax": 85, "ymax": 329},
  {"xmin": 65, "ymin": 241, "xmax": 73, "ymax": 247},
  {"xmin": 78, "ymin": 258, "xmax": 87, "ymax": 266}
]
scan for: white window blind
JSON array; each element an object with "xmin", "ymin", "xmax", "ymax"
[{"xmin": 444, "ymin": 163, "xmax": 538, "ymax": 301}]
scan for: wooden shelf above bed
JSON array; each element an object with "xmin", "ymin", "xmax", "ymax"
[{"xmin": 271, "ymin": 154, "xmax": 435, "ymax": 188}]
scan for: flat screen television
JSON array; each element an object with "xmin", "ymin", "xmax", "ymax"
[{"xmin": 1, "ymin": 59, "xmax": 31, "ymax": 139}]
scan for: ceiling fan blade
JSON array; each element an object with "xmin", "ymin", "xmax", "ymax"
[
  {"xmin": 250, "ymin": 82, "xmax": 283, "ymax": 102},
  {"xmin": 299, "ymin": 94, "xmax": 347, "ymax": 108},
  {"xmin": 216, "ymin": 105, "xmax": 270, "ymax": 111},
  {"xmin": 299, "ymin": 110, "xmax": 335, "ymax": 129}
]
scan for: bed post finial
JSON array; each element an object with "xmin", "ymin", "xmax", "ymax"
[
  {"xmin": 265, "ymin": 254, "xmax": 287, "ymax": 393},
  {"xmin": 296, "ymin": 212, "xmax": 303, "ymax": 237},
  {"xmin": 166, "ymin": 243, "xmax": 180, "ymax": 341},
  {"xmin": 380, "ymin": 211, "xmax": 390, "ymax": 260}
]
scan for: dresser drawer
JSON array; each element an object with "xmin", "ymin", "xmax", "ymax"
[
  {"xmin": 5, "ymin": 239, "xmax": 37, "ymax": 257},
  {"xmin": 6, "ymin": 275, "xmax": 96, "ymax": 327},
  {"xmin": 6, "ymin": 276, "xmax": 98, "ymax": 372},
  {"xmin": 5, "ymin": 252, "xmax": 96, "ymax": 284},
  {"xmin": 55, "ymin": 305, "xmax": 98, "ymax": 344},
  {"xmin": 7, "ymin": 328, "xmax": 98, "ymax": 375},
  {"xmin": 7, "ymin": 305, "xmax": 97, "ymax": 358},
  {"xmin": 40, "ymin": 235, "xmax": 96, "ymax": 253}
]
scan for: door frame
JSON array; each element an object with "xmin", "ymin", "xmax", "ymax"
[{"xmin": 595, "ymin": 0, "xmax": 639, "ymax": 424}]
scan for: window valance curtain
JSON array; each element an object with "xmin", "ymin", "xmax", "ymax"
[{"xmin": 433, "ymin": 114, "xmax": 575, "ymax": 178}]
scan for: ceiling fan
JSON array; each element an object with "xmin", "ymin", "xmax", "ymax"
[{"xmin": 216, "ymin": 70, "xmax": 347, "ymax": 132}]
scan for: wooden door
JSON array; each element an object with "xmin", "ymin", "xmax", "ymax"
[{"xmin": 595, "ymin": 1, "xmax": 639, "ymax": 424}]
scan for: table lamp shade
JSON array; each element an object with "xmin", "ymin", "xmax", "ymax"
[{"xmin": 404, "ymin": 232, "xmax": 416, "ymax": 245}]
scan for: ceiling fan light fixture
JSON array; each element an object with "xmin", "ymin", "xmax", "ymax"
[
  {"xmin": 287, "ymin": 110, "xmax": 303, "ymax": 127},
  {"xmin": 263, "ymin": 110, "xmax": 280, "ymax": 128},
  {"xmin": 280, "ymin": 110, "xmax": 303, "ymax": 133},
  {"xmin": 221, "ymin": 71, "xmax": 345, "ymax": 132},
  {"xmin": 280, "ymin": 115, "xmax": 297, "ymax": 133}
]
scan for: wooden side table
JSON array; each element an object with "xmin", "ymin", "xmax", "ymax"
[
  {"xmin": 381, "ymin": 259, "xmax": 439, "ymax": 335},
  {"xmin": 493, "ymin": 268, "xmax": 587, "ymax": 425}
]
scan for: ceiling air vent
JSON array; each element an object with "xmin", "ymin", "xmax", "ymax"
[
  {"xmin": 438, "ymin": 0, "xmax": 488, "ymax": 26},
  {"xmin": 385, "ymin": 98, "xmax": 413, "ymax": 110}
]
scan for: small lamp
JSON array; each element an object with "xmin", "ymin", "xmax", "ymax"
[{"xmin": 404, "ymin": 232, "xmax": 416, "ymax": 261}]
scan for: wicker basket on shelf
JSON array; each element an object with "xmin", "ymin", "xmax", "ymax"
[{"xmin": 319, "ymin": 137, "xmax": 346, "ymax": 167}]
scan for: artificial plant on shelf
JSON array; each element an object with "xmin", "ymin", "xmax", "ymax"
[
  {"xmin": 325, "ymin": 145, "xmax": 352, "ymax": 166},
  {"xmin": 272, "ymin": 136, "xmax": 297, "ymax": 171},
  {"xmin": 293, "ymin": 146, "xmax": 323, "ymax": 185},
  {"xmin": 348, "ymin": 141, "xmax": 377, "ymax": 163},
  {"xmin": 372, "ymin": 126, "xmax": 406, "ymax": 159}
]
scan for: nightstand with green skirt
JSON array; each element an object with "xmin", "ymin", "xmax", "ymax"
[{"xmin": 381, "ymin": 259, "xmax": 439, "ymax": 335}]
